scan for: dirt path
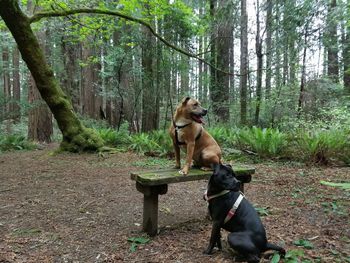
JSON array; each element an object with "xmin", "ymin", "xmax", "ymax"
[{"xmin": 0, "ymin": 145, "xmax": 349, "ymax": 262}]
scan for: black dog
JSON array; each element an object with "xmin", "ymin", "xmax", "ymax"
[{"xmin": 204, "ymin": 164, "xmax": 285, "ymax": 263}]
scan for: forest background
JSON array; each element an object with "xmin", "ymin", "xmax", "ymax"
[{"xmin": 0, "ymin": 0, "xmax": 349, "ymax": 165}]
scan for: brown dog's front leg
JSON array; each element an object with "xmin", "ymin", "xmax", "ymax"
[
  {"xmin": 173, "ymin": 142, "xmax": 181, "ymax": 169},
  {"xmin": 203, "ymin": 221, "xmax": 221, "ymax": 254},
  {"xmin": 181, "ymin": 142, "xmax": 195, "ymax": 175}
]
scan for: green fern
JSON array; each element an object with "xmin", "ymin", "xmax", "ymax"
[
  {"xmin": 129, "ymin": 133, "xmax": 160, "ymax": 155},
  {"xmin": 0, "ymin": 134, "xmax": 36, "ymax": 152},
  {"xmin": 237, "ymin": 127, "xmax": 287, "ymax": 158}
]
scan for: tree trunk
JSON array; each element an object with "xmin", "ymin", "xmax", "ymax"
[
  {"xmin": 61, "ymin": 36, "xmax": 80, "ymax": 112},
  {"xmin": 141, "ymin": 24, "xmax": 158, "ymax": 132},
  {"xmin": 240, "ymin": 0, "xmax": 248, "ymax": 125},
  {"xmin": 28, "ymin": 74, "xmax": 53, "ymax": 142},
  {"xmin": 265, "ymin": 0, "xmax": 273, "ymax": 99},
  {"xmin": 254, "ymin": 0, "xmax": 263, "ymax": 126},
  {"xmin": 327, "ymin": 0, "xmax": 339, "ymax": 82},
  {"xmin": 2, "ymin": 46, "xmax": 11, "ymax": 118},
  {"xmin": 298, "ymin": 25, "xmax": 309, "ymax": 118},
  {"xmin": 344, "ymin": 1, "xmax": 350, "ymax": 94},
  {"xmin": 0, "ymin": 0, "xmax": 103, "ymax": 152},
  {"xmin": 12, "ymin": 45, "xmax": 21, "ymax": 122},
  {"xmin": 209, "ymin": 0, "xmax": 218, "ymax": 121},
  {"xmin": 215, "ymin": 0, "xmax": 231, "ymax": 123}
]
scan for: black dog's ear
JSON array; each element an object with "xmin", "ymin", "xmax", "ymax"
[
  {"xmin": 226, "ymin": 164, "xmax": 232, "ymax": 168},
  {"xmin": 212, "ymin": 163, "xmax": 221, "ymax": 175},
  {"xmin": 181, "ymin": 97, "xmax": 191, "ymax": 105}
]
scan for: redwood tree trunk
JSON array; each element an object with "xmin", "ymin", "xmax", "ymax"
[
  {"xmin": 240, "ymin": 0, "xmax": 248, "ymax": 125},
  {"xmin": 0, "ymin": 0, "xmax": 103, "ymax": 152},
  {"xmin": 28, "ymin": 74, "xmax": 53, "ymax": 142},
  {"xmin": 12, "ymin": 46, "xmax": 21, "ymax": 122}
]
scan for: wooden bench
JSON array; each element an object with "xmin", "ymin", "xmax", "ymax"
[{"xmin": 130, "ymin": 167, "xmax": 255, "ymax": 236}]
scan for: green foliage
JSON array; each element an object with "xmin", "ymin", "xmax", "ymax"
[
  {"xmin": 0, "ymin": 134, "xmax": 36, "ymax": 152},
  {"xmin": 293, "ymin": 239, "xmax": 314, "ymax": 249},
  {"xmin": 148, "ymin": 130, "xmax": 173, "ymax": 157},
  {"xmin": 96, "ymin": 123, "xmax": 131, "ymax": 146},
  {"xmin": 254, "ymin": 205, "xmax": 270, "ymax": 216},
  {"xmin": 129, "ymin": 133, "xmax": 160, "ymax": 155},
  {"xmin": 127, "ymin": 236, "xmax": 150, "ymax": 252},
  {"xmin": 237, "ymin": 127, "xmax": 287, "ymax": 158},
  {"xmin": 207, "ymin": 126, "xmax": 237, "ymax": 147},
  {"xmin": 320, "ymin": 181, "xmax": 350, "ymax": 191},
  {"xmin": 295, "ymin": 129, "xmax": 349, "ymax": 165},
  {"xmin": 270, "ymin": 253, "xmax": 280, "ymax": 263}
]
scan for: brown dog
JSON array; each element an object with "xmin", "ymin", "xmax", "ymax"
[{"xmin": 169, "ymin": 97, "xmax": 222, "ymax": 175}]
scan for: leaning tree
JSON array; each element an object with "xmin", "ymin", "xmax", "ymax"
[{"xmin": 0, "ymin": 0, "xmax": 231, "ymax": 152}]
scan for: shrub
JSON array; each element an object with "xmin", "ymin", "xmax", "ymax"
[
  {"xmin": 237, "ymin": 126, "xmax": 287, "ymax": 158},
  {"xmin": 207, "ymin": 126, "xmax": 237, "ymax": 147},
  {"xmin": 0, "ymin": 134, "xmax": 36, "ymax": 152},
  {"xmin": 129, "ymin": 133, "xmax": 160, "ymax": 155},
  {"xmin": 296, "ymin": 129, "xmax": 348, "ymax": 165},
  {"xmin": 148, "ymin": 130, "xmax": 173, "ymax": 157}
]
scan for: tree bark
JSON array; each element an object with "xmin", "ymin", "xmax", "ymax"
[
  {"xmin": 2, "ymin": 46, "xmax": 11, "ymax": 118},
  {"xmin": 215, "ymin": 0, "xmax": 231, "ymax": 122},
  {"xmin": 12, "ymin": 46, "xmax": 21, "ymax": 122},
  {"xmin": 141, "ymin": 23, "xmax": 158, "ymax": 132},
  {"xmin": 327, "ymin": 0, "xmax": 339, "ymax": 82},
  {"xmin": 254, "ymin": 0, "xmax": 263, "ymax": 126},
  {"xmin": 28, "ymin": 74, "xmax": 53, "ymax": 142},
  {"xmin": 240, "ymin": 0, "xmax": 248, "ymax": 125},
  {"xmin": 344, "ymin": 1, "xmax": 350, "ymax": 94},
  {"xmin": 265, "ymin": 0, "xmax": 273, "ymax": 99},
  {"xmin": 0, "ymin": 0, "xmax": 103, "ymax": 152}
]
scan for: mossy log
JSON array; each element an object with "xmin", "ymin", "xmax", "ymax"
[{"xmin": 0, "ymin": 0, "xmax": 103, "ymax": 152}]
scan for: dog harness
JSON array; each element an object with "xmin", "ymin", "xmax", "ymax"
[
  {"xmin": 223, "ymin": 193, "xmax": 244, "ymax": 224},
  {"xmin": 173, "ymin": 121, "xmax": 202, "ymax": 145},
  {"xmin": 204, "ymin": 190, "xmax": 245, "ymax": 224}
]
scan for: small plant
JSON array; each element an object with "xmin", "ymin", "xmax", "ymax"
[
  {"xmin": 320, "ymin": 181, "xmax": 350, "ymax": 191},
  {"xmin": 293, "ymin": 239, "xmax": 314, "ymax": 249},
  {"xmin": 0, "ymin": 134, "xmax": 36, "ymax": 152},
  {"xmin": 127, "ymin": 236, "xmax": 150, "ymax": 252},
  {"xmin": 296, "ymin": 129, "xmax": 348, "ymax": 165},
  {"xmin": 148, "ymin": 130, "xmax": 173, "ymax": 157},
  {"xmin": 237, "ymin": 127, "xmax": 287, "ymax": 158},
  {"xmin": 254, "ymin": 205, "xmax": 270, "ymax": 216},
  {"xmin": 207, "ymin": 126, "xmax": 237, "ymax": 147},
  {"xmin": 129, "ymin": 133, "xmax": 160, "ymax": 155}
]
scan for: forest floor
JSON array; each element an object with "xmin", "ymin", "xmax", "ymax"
[{"xmin": 0, "ymin": 144, "xmax": 349, "ymax": 263}]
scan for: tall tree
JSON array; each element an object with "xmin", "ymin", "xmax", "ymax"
[
  {"xmin": 343, "ymin": 0, "xmax": 350, "ymax": 93},
  {"xmin": 326, "ymin": 0, "xmax": 339, "ymax": 82},
  {"xmin": 255, "ymin": 0, "xmax": 263, "ymax": 125},
  {"xmin": 0, "ymin": 0, "xmax": 103, "ymax": 151},
  {"xmin": 215, "ymin": 0, "xmax": 231, "ymax": 122},
  {"xmin": 265, "ymin": 0, "xmax": 273, "ymax": 99},
  {"xmin": 240, "ymin": 0, "xmax": 248, "ymax": 125},
  {"xmin": 12, "ymin": 46, "xmax": 21, "ymax": 122},
  {"xmin": 2, "ymin": 45, "xmax": 11, "ymax": 117}
]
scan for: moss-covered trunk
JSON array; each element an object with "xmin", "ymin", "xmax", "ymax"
[{"xmin": 0, "ymin": 0, "xmax": 103, "ymax": 152}]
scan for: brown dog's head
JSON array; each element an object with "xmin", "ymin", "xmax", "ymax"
[{"xmin": 176, "ymin": 97, "xmax": 207, "ymax": 124}]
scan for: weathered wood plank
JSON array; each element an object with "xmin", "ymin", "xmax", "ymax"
[{"xmin": 131, "ymin": 167, "xmax": 255, "ymax": 186}]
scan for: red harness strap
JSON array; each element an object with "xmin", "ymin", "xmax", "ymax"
[{"xmin": 223, "ymin": 193, "xmax": 245, "ymax": 224}]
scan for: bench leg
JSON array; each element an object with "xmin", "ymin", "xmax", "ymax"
[
  {"xmin": 136, "ymin": 183, "xmax": 168, "ymax": 236},
  {"xmin": 143, "ymin": 193, "xmax": 159, "ymax": 236}
]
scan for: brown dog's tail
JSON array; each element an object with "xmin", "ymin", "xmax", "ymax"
[{"xmin": 265, "ymin": 243, "xmax": 286, "ymax": 257}]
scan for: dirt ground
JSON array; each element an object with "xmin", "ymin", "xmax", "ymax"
[{"xmin": 0, "ymin": 144, "xmax": 349, "ymax": 263}]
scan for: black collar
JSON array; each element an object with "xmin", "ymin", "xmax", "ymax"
[{"xmin": 173, "ymin": 121, "xmax": 202, "ymax": 145}]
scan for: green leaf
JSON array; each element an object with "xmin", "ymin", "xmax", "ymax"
[
  {"xmin": 320, "ymin": 180, "xmax": 350, "ymax": 191},
  {"xmin": 127, "ymin": 236, "xmax": 150, "ymax": 244},
  {"xmin": 285, "ymin": 249, "xmax": 305, "ymax": 258},
  {"xmin": 293, "ymin": 239, "xmax": 314, "ymax": 249},
  {"xmin": 270, "ymin": 253, "xmax": 281, "ymax": 263}
]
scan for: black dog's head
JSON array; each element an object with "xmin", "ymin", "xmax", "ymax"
[{"xmin": 208, "ymin": 164, "xmax": 241, "ymax": 194}]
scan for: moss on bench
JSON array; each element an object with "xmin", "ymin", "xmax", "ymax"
[{"xmin": 130, "ymin": 166, "xmax": 255, "ymax": 186}]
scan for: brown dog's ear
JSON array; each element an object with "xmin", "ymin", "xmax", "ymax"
[{"xmin": 181, "ymin": 97, "xmax": 191, "ymax": 105}]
